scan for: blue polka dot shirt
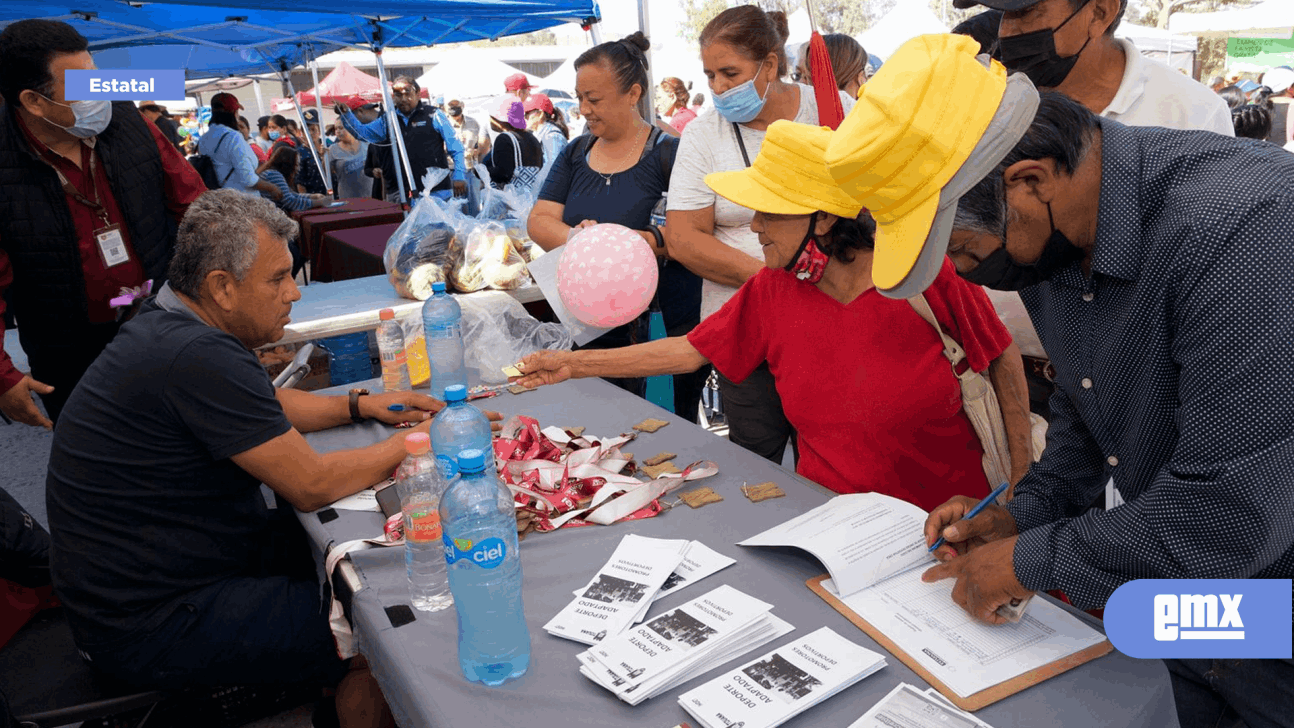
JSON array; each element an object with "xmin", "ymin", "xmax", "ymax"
[{"xmin": 1007, "ymin": 119, "xmax": 1294, "ymax": 609}]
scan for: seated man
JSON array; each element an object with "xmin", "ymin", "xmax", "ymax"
[{"xmin": 45, "ymin": 190, "xmax": 494, "ymax": 728}]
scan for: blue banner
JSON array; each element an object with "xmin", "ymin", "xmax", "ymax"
[
  {"xmin": 65, "ymin": 69, "xmax": 184, "ymax": 100},
  {"xmin": 1105, "ymin": 579, "xmax": 1292, "ymax": 659}
]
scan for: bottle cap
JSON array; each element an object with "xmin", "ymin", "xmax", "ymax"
[
  {"xmin": 379, "ymin": 308, "xmax": 395, "ymax": 320},
  {"xmin": 432, "ymin": 282, "xmax": 447, "ymax": 293},
  {"xmin": 404, "ymin": 432, "xmax": 430, "ymax": 455},
  {"xmin": 443, "ymin": 384, "xmax": 467, "ymax": 402},
  {"xmin": 457, "ymin": 448, "xmax": 486, "ymax": 472}
]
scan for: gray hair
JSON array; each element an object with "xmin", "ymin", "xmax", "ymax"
[
  {"xmin": 168, "ymin": 189, "xmax": 296, "ymax": 299},
  {"xmin": 952, "ymin": 91, "xmax": 1098, "ymax": 239}
]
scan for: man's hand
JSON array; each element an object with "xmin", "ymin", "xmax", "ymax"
[
  {"xmin": 360, "ymin": 390, "xmax": 505, "ymax": 431},
  {"xmin": 0, "ymin": 375, "xmax": 54, "ymax": 430},
  {"xmin": 512, "ymin": 351, "xmax": 575, "ymax": 389},
  {"xmin": 923, "ymin": 495, "xmax": 1018, "ymax": 562},
  {"xmin": 921, "ymin": 535, "xmax": 1033, "ymax": 624},
  {"xmin": 452, "ymin": 180, "xmax": 468, "ymax": 197},
  {"xmin": 372, "ymin": 168, "xmax": 383, "ymax": 178},
  {"xmin": 333, "ymin": 102, "xmax": 348, "ymax": 117}
]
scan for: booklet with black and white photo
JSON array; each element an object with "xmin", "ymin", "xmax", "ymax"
[
  {"xmin": 574, "ymin": 540, "xmax": 737, "ymax": 614},
  {"xmin": 738, "ymin": 493, "xmax": 935, "ymax": 598},
  {"xmin": 577, "ymin": 584, "xmax": 793, "ymax": 705},
  {"xmin": 678, "ymin": 627, "xmax": 887, "ymax": 728},
  {"xmin": 849, "ymin": 683, "xmax": 997, "ymax": 728},
  {"xmin": 545, "ymin": 535, "xmax": 688, "ymax": 645}
]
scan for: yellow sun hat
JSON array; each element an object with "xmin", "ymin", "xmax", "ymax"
[
  {"xmin": 825, "ymin": 33, "xmax": 1040, "ymax": 298},
  {"xmin": 704, "ymin": 121, "xmax": 863, "ymax": 220}
]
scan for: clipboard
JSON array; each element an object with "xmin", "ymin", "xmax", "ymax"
[{"xmin": 806, "ymin": 574, "xmax": 1114, "ymax": 712}]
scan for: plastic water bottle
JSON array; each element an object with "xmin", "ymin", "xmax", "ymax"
[
  {"xmin": 422, "ymin": 282, "xmax": 467, "ymax": 399},
  {"xmin": 441, "ymin": 448, "xmax": 529, "ymax": 686},
  {"xmin": 430, "ymin": 384, "xmax": 494, "ymax": 478},
  {"xmin": 395, "ymin": 433, "xmax": 452, "ymax": 612},
  {"xmin": 376, "ymin": 308, "xmax": 411, "ymax": 393}
]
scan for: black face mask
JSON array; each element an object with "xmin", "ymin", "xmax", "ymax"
[
  {"xmin": 960, "ymin": 204, "xmax": 1084, "ymax": 290},
  {"xmin": 996, "ymin": 0, "xmax": 1094, "ymax": 89},
  {"xmin": 448, "ymin": 106, "xmax": 463, "ymax": 117}
]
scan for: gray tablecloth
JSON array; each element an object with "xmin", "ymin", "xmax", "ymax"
[{"xmin": 298, "ymin": 376, "xmax": 1178, "ymax": 728}]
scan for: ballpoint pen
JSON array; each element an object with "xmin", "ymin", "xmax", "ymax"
[{"xmin": 928, "ymin": 480, "xmax": 1011, "ymax": 553}]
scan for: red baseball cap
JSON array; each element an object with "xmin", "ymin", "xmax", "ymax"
[
  {"xmin": 523, "ymin": 93, "xmax": 554, "ymax": 115},
  {"xmin": 504, "ymin": 73, "xmax": 532, "ymax": 92},
  {"xmin": 211, "ymin": 92, "xmax": 243, "ymax": 113},
  {"xmin": 343, "ymin": 95, "xmax": 376, "ymax": 111}
]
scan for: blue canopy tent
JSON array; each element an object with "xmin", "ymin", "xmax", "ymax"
[{"xmin": 0, "ymin": 0, "xmax": 601, "ymax": 200}]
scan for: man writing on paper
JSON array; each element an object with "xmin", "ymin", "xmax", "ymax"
[
  {"xmin": 45, "ymin": 190, "xmax": 500, "ymax": 728},
  {"xmin": 823, "ymin": 35, "xmax": 1294, "ymax": 728}
]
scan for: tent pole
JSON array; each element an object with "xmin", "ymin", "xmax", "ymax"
[
  {"xmin": 309, "ymin": 56, "xmax": 333, "ymax": 194},
  {"xmin": 589, "ymin": 24, "xmax": 603, "ymax": 45},
  {"xmin": 374, "ymin": 49, "xmax": 415, "ymax": 207},
  {"xmin": 636, "ymin": 0, "xmax": 654, "ymax": 123},
  {"xmin": 282, "ymin": 66, "xmax": 329, "ymax": 201},
  {"xmin": 252, "ymin": 78, "xmax": 266, "ymax": 118}
]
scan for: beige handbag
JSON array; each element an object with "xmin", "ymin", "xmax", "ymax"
[{"xmin": 908, "ymin": 294, "xmax": 1014, "ymax": 493}]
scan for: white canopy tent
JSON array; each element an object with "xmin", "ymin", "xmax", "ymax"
[
  {"xmin": 1116, "ymin": 22, "xmax": 1199, "ymax": 74},
  {"xmin": 542, "ymin": 56, "xmax": 577, "ymax": 95},
  {"xmin": 415, "ymin": 46, "xmax": 539, "ymax": 101},
  {"xmin": 1169, "ymin": 0, "xmax": 1294, "ymax": 38},
  {"xmin": 857, "ymin": 3, "xmax": 949, "ymax": 61}
]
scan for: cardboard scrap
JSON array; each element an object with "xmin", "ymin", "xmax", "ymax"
[
  {"xmin": 507, "ymin": 384, "xmax": 537, "ymax": 395},
  {"xmin": 643, "ymin": 452, "xmax": 676, "ymax": 467},
  {"xmin": 633, "ymin": 418, "xmax": 669, "ymax": 433},
  {"xmin": 742, "ymin": 482, "xmax": 785, "ymax": 503},
  {"xmin": 641, "ymin": 461, "xmax": 682, "ymax": 479},
  {"xmin": 678, "ymin": 487, "xmax": 723, "ymax": 509},
  {"xmin": 564, "ymin": 426, "xmax": 586, "ymax": 438}
]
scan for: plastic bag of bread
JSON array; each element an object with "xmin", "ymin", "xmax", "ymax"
[
  {"xmin": 383, "ymin": 186, "xmax": 464, "ymax": 300},
  {"xmin": 448, "ymin": 220, "xmax": 530, "ymax": 293}
]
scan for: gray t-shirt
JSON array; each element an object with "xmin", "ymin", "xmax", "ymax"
[{"xmin": 668, "ymin": 85, "xmax": 855, "ymax": 319}]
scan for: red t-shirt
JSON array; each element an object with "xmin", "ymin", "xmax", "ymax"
[{"xmin": 687, "ymin": 258, "xmax": 1012, "ymax": 512}]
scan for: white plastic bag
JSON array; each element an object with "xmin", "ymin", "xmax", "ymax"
[
  {"xmin": 382, "ymin": 177, "xmax": 464, "ymax": 300},
  {"xmin": 448, "ymin": 220, "xmax": 530, "ymax": 293},
  {"xmin": 458, "ymin": 291, "xmax": 572, "ymax": 384}
]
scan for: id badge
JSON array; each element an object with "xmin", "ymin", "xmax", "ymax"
[{"xmin": 94, "ymin": 224, "xmax": 131, "ymax": 268}]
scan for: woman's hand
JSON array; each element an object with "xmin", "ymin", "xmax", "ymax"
[
  {"xmin": 565, "ymin": 219, "xmax": 598, "ymax": 242},
  {"xmin": 511, "ymin": 351, "xmax": 576, "ymax": 388}
]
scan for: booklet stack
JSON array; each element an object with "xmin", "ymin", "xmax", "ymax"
[
  {"xmin": 545, "ymin": 535, "xmax": 736, "ymax": 645},
  {"xmin": 577, "ymin": 585, "xmax": 794, "ymax": 705},
  {"xmin": 678, "ymin": 627, "xmax": 887, "ymax": 728}
]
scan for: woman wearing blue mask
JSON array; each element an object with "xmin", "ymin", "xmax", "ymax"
[{"xmin": 665, "ymin": 5, "xmax": 855, "ymax": 466}]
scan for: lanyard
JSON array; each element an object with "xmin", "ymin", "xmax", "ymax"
[{"xmin": 45, "ymin": 146, "xmax": 112, "ymax": 228}]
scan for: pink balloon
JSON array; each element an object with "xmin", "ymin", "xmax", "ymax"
[{"xmin": 557, "ymin": 224, "xmax": 659, "ymax": 328}]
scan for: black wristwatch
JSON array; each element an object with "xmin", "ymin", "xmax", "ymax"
[{"xmin": 348, "ymin": 388, "xmax": 370, "ymax": 423}]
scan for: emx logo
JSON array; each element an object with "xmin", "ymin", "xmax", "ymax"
[
  {"xmin": 1106, "ymin": 579, "xmax": 1291, "ymax": 659},
  {"xmin": 1154, "ymin": 593, "xmax": 1244, "ymax": 641}
]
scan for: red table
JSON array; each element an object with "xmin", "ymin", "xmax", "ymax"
[
  {"xmin": 292, "ymin": 200, "xmax": 403, "ymax": 267},
  {"xmin": 314, "ymin": 223, "xmax": 400, "ymax": 282}
]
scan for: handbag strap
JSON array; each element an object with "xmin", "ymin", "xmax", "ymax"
[{"xmin": 907, "ymin": 294, "xmax": 968, "ymax": 372}]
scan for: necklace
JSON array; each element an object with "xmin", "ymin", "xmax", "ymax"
[{"xmin": 592, "ymin": 122, "xmax": 647, "ymax": 186}]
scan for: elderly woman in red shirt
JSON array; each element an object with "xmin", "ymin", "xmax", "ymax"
[{"xmin": 514, "ymin": 121, "xmax": 1032, "ymax": 512}]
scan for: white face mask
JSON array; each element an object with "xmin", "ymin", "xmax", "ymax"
[{"xmin": 39, "ymin": 95, "xmax": 112, "ymax": 138}]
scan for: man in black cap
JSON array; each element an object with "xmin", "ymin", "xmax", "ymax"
[
  {"xmin": 953, "ymin": 0, "xmax": 1232, "ymax": 470},
  {"xmin": 294, "ymin": 108, "xmax": 327, "ymax": 195}
]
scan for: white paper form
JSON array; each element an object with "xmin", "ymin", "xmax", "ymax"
[
  {"xmin": 545, "ymin": 536, "xmax": 687, "ymax": 645},
  {"xmin": 824, "ymin": 569, "xmax": 1106, "ymax": 698},
  {"xmin": 679, "ymin": 627, "xmax": 887, "ymax": 728},
  {"xmin": 849, "ymin": 683, "xmax": 993, "ymax": 728},
  {"xmin": 739, "ymin": 493, "xmax": 935, "ymax": 597}
]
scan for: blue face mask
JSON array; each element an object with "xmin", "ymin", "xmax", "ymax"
[
  {"xmin": 713, "ymin": 60, "xmax": 770, "ymax": 124},
  {"xmin": 40, "ymin": 95, "xmax": 112, "ymax": 138},
  {"xmin": 268, "ymin": 130, "xmax": 282, "ymax": 141}
]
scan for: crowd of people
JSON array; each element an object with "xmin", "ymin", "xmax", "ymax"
[{"xmin": 2, "ymin": 0, "xmax": 1293, "ymax": 726}]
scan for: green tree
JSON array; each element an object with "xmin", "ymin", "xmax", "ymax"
[
  {"xmin": 679, "ymin": 0, "xmax": 730, "ymax": 43},
  {"xmin": 468, "ymin": 28, "xmax": 558, "ymax": 48}
]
